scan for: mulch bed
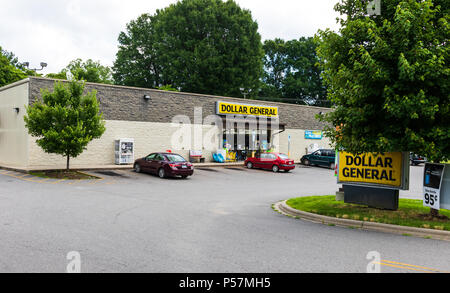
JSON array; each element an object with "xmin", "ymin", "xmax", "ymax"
[{"xmin": 31, "ymin": 171, "xmax": 98, "ymax": 180}]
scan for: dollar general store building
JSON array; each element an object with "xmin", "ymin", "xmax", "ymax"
[{"xmin": 0, "ymin": 77, "xmax": 332, "ymax": 170}]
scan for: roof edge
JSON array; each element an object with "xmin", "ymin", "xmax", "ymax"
[
  {"xmin": 28, "ymin": 76, "xmax": 332, "ymax": 111},
  {"xmin": 0, "ymin": 78, "xmax": 30, "ymax": 92}
]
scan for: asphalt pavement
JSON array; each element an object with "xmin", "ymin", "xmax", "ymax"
[{"xmin": 0, "ymin": 164, "xmax": 448, "ymax": 273}]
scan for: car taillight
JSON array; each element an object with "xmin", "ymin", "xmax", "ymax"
[{"xmin": 169, "ymin": 164, "xmax": 177, "ymax": 169}]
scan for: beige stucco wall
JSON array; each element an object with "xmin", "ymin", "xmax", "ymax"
[
  {"xmin": 27, "ymin": 119, "xmax": 332, "ymax": 168},
  {"xmin": 275, "ymin": 129, "xmax": 333, "ymax": 162},
  {"xmin": 28, "ymin": 120, "xmax": 221, "ymax": 168},
  {"xmin": 0, "ymin": 81, "xmax": 29, "ymax": 167}
]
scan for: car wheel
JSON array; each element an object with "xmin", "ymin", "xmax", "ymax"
[
  {"xmin": 246, "ymin": 162, "xmax": 253, "ymax": 169},
  {"xmin": 158, "ymin": 168, "xmax": 166, "ymax": 178},
  {"xmin": 303, "ymin": 159, "xmax": 310, "ymax": 166},
  {"xmin": 329, "ymin": 163, "xmax": 335, "ymax": 170},
  {"xmin": 134, "ymin": 164, "xmax": 141, "ymax": 173},
  {"xmin": 272, "ymin": 165, "xmax": 279, "ymax": 173}
]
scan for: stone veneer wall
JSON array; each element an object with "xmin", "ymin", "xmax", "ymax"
[
  {"xmin": 25, "ymin": 77, "xmax": 333, "ymax": 167},
  {"xmin": 29, "ymin": 77, "xmax": 331, "ymax": 130}
]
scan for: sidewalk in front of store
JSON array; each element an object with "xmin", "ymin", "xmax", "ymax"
[{"xmin": 0, "ymin": 162, "xmax": 245, "ymax": 173}]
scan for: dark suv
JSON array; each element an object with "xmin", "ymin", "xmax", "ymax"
[{"xmin": 301, "ymin": 149, "xmax": 336, "ymax": 169}]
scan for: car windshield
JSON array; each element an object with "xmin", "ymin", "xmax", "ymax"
[
  {"xmin": 165, "ymin": 154, "xmax": 186, "ymax": 162},
  {"xmin": 278, "ymin": 154, "xmax": 289, "ymax": 160}
]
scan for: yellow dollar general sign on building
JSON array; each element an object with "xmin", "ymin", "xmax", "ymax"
[
  {"xmin": 338, "ymin": 152, "xmax": 403, "ymax": 187},
  {"xmin": 216, "ymin": 101, "xmax": 278, "ymax": 117}
]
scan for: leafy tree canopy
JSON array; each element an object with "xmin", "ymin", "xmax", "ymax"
[
  {"xmin": 46, "ymin": 59, "xmax": 113, "ymax": 84},
  {"xmin": 24, "ymin": 81, "xmax": 106, "ymax": 170},
  {"xmin": 260, "ymin": 37, "xmax": 328, "ymax": 106},
  {"xmin": 0, "ymin": 46, "xmax": 35, "ymax": 87},
  {"xmin": 316, "ymin": 0, "xmax": 449, "ymax": 162},
  {"xmin": 157, "ymin": 84, "xmax": 179, "ymax": 92},
  {"xmin": 113, "ymin": 0, "xmax": 264, "ymax": 98}
]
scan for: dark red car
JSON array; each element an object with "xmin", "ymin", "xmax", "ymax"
[
  {"xmin": 245, "ymin": 152, "xmax": 295, "ymax": 172},
  {"xmin": 134, "ymin": 153, "xmax": 194, "ymax": 178}
]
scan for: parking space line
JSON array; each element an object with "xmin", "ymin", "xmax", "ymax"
[
  {"xmin": 103, "ymin": 180, "xmax": 117, "ymax": 185},
  {"xmin": 376, "ymin": 262, "xmax": 432, "ymax": 273},
  {"xmin": 381, "ymin": 260, "xmax": 449, "ymax": 273},
  {"xmin": 88, "ymin": 178, "xmax": 104, "ymax": 184},
  {"xmin": 377, "ymin": 260, "xmax": 448, "ymax": 273},
  {"xmin": 67, "ymin": 180, "xmax": 85, "ymax": 185},
  {"xmin": 11, "ymin": 173, "xmax": 28, "ymax": 178},
  {"xmin": 51, "ymin": 179, "xmax": 67, "ymax": 184},
  {"xmin": 21, "ymin": 174, "xmax": 35, "ymax": 179}
]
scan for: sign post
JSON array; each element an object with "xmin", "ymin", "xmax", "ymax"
[{"xmin": 288, "ymin": 135, "xmax": 291, "ymax": 158}]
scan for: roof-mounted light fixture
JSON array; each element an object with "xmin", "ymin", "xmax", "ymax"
[
  {"xmin": 240, "ymin": 88, "xmax": 252, "ymax": 99},
  {"xmin": 23, "ymin": 62, "xmax": 47, "ymax": 72}
]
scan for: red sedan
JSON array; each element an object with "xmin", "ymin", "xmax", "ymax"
[
  {"xmin": 245, "ymin": 152, "xmax": 295, "ymax": 172},
  {"xmin": 134, "ymin": 152, "xmax": 194, "ymax": 179}
]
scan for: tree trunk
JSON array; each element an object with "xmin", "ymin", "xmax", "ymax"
[{"xmin": 66, "ymin": 154, "xmax": 70, "ymax": 171}]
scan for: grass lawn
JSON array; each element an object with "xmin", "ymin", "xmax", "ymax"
[
  {"xmin": 286, "ymin": 196, "xmax": 450, "ymax": 231},
  {"xmin": 30, "ymin": 170, "xmax": 98, "ymax": 180}
]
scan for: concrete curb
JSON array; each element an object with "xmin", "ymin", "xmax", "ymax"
[
  {"xmin": 0, "ymin": 165, "xmax": 133, "ymax": 173},
  {"xmin": 76, "ymin": 171, "xmax": 103, "ymax": 180},
  {"xmin": 273, "ymin": 201, "xmax": 450, "ymax": 241},
  {"xmin": 0, "ymin": 162, "xmax": 245, "ymax": 173}
]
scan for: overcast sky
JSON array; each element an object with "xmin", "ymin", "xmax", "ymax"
[{"xmin": 0, "ymin": 0, "xmax": 341, "ymax": 74}]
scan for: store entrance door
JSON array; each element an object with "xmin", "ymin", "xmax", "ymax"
[
  {"xmin": 222, "ymin": 128, "xmax": 272, "ymax": 162},
  {"xmin": 220, "ymin": 117, "xmax": 285, "ymax": 162}
]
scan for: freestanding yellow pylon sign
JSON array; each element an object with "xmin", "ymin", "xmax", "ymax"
[{"xmin": 338, "ymin": 152, "xmax": 409, "ymax": 189}]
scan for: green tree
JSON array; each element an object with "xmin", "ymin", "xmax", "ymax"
[
  {"xmin": 113, "ymin": 0, "xmax": 264, "ymax": 98},
  {"xmin": 260, "ymin": 38, "xmax": 328, "ymax": 106},
  {"xmin": 24, "ymin": 81, "xmax": 106, "ymax": 170},
  {"xmin": 67, "ymin": 59, "xmax": 113, "ymax": 84},
  {"xmin": 45, "ymin": 71, "xmax": 69, "ymax": 80},
  {"xmin": 316, "ymin": 0, "xmax": 449, "ymax": 163},
  {"xmin": 259, "ymin": 39, "xmax": 287, "ymax": 102},
  {"xmin": 46, "ymin": 59, "xmax": 113, "ymax": 84},
  {"xmin": 157, "ymin": 84, "xmax": 179, "ymax": 92},
  {"xmin": 0, "ymin": 46, "xmax": 30, "ymax": 87}
]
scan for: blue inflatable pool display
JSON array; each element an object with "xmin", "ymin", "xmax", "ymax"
[{"xmin": 213, "ymin": 153, "xmax": 225, "ymax": 163}]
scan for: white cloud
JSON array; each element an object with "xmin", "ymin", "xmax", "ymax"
[{"xmin": 0, "ymin": 0, "xmax": 340, "ymax": 74}]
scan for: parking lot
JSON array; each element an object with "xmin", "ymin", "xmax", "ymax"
[{"xmin": 0, "ymin": 164, "xmax": 448, "ymax": 273}]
